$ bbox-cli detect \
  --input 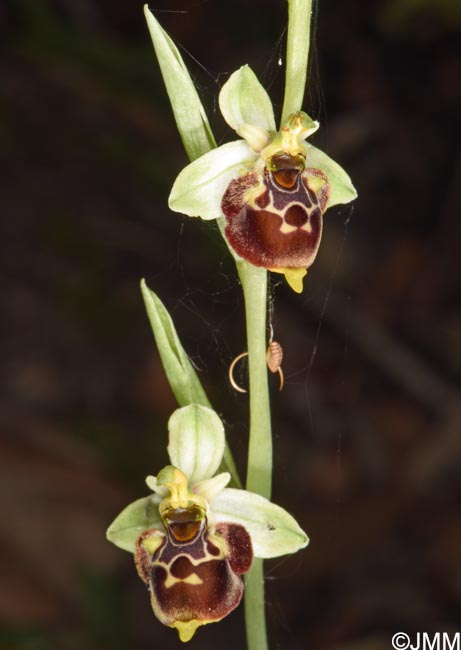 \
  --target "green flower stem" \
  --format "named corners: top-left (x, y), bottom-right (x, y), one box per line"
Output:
top-left (238, 2), bottom-right (315, 644)
top-left (281, 0), bottom-right (313, 124)
top-left (237, 262), bottom-right (272, 498)
top-left (244, 559), bottom-right (268, 650)
top-left (237, 260), bottom-right (271, 650)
